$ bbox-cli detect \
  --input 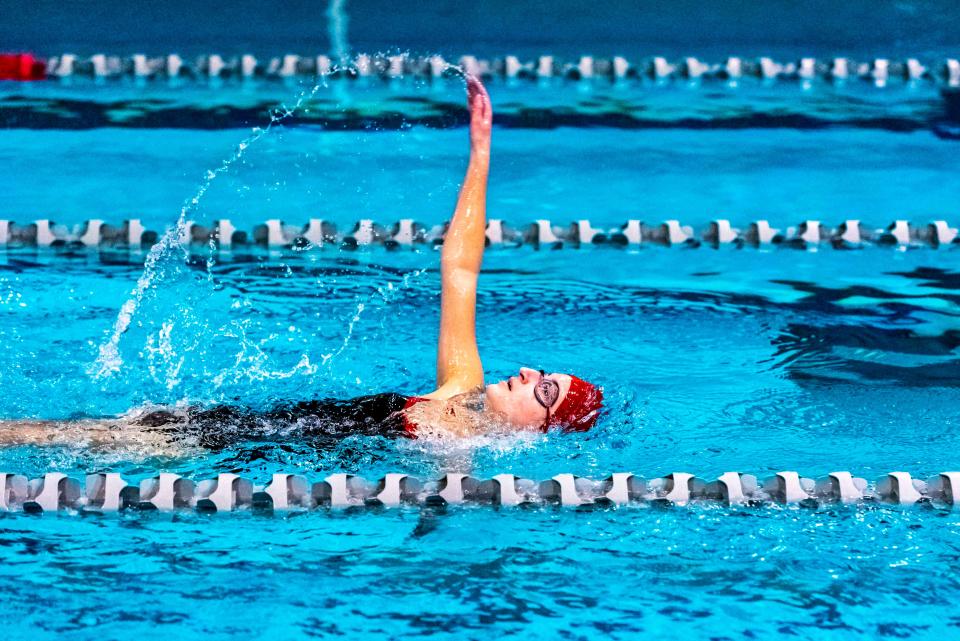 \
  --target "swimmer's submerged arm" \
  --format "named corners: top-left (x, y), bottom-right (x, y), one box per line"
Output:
top-left (428, 77), bottom-right (492, 399)
top-left (0, 419), bottom-right (116, 447)
top-left (0, 416), bottom-right (192, 456)
top-left (0, 420), bottom-right (67, 445)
